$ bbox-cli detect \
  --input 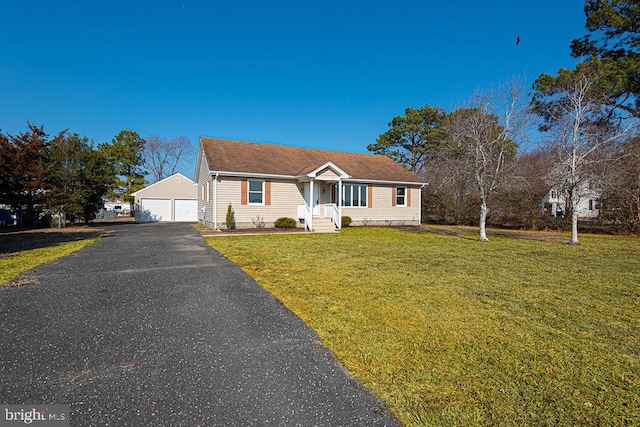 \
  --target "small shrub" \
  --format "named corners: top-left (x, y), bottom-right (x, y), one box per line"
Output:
top-left (274, 217), bottom-right (297, 228)
top-left (252, 215), bottom-right (266, 229)
top-left (341, 216), bottom-right (352, 227)
top-left (225, 203), bottom-right (235, 230)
